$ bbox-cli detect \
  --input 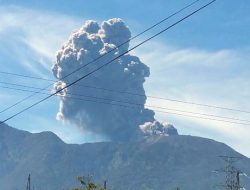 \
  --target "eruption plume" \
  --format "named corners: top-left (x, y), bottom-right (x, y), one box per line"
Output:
top-left (52, 18), bottom-right (178, 141)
